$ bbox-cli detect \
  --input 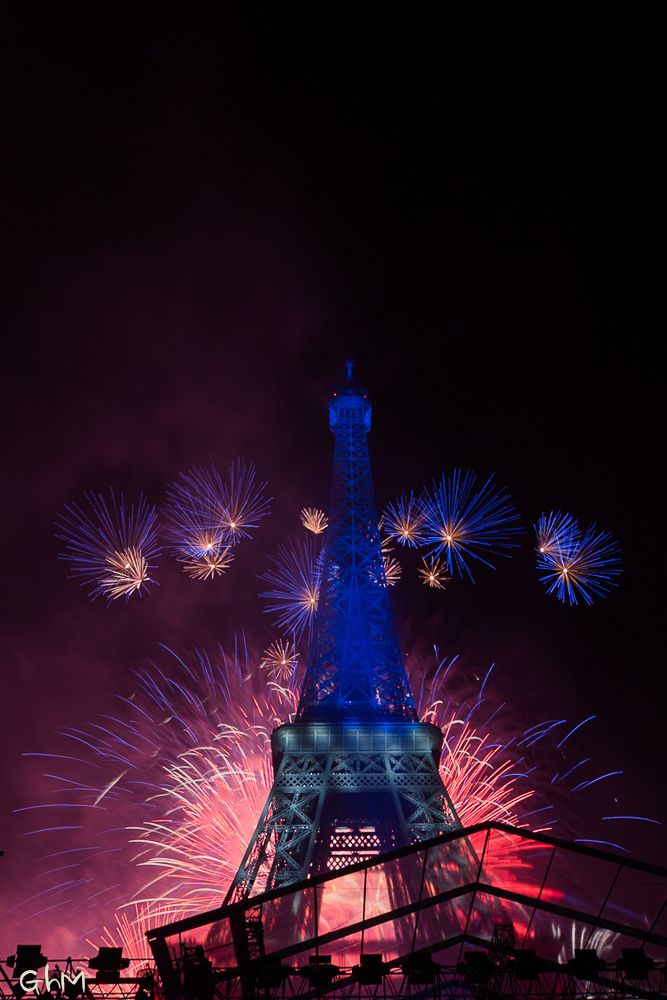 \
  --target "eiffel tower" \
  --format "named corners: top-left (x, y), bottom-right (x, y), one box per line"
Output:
top-left (225, 364), bottom-right (460, 904)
